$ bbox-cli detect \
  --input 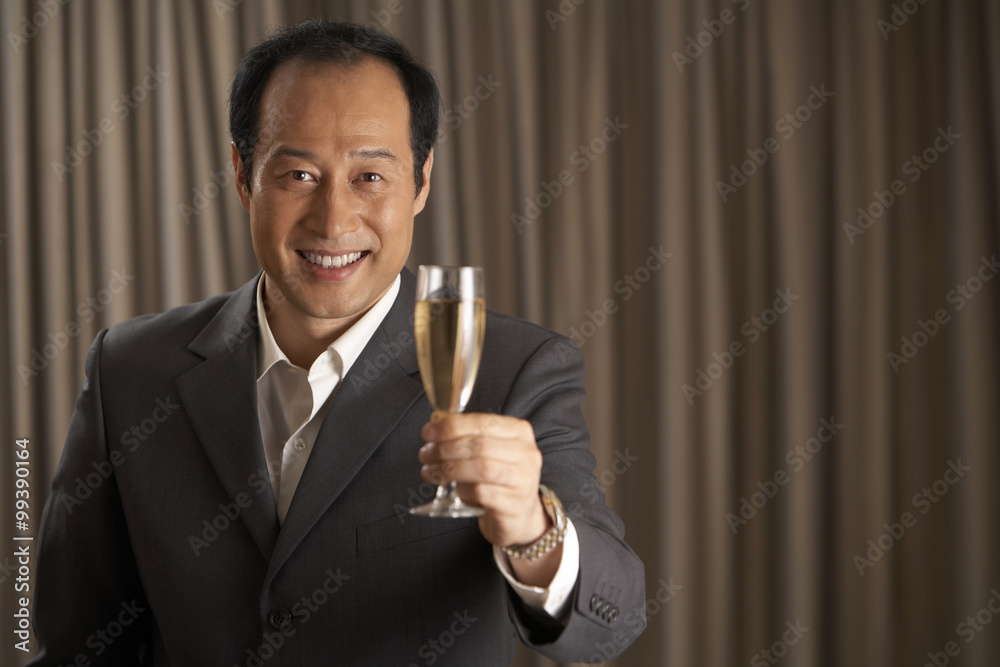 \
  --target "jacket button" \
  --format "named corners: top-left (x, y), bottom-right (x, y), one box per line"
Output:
top-left (269, 608), bottom-right (292, 630)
